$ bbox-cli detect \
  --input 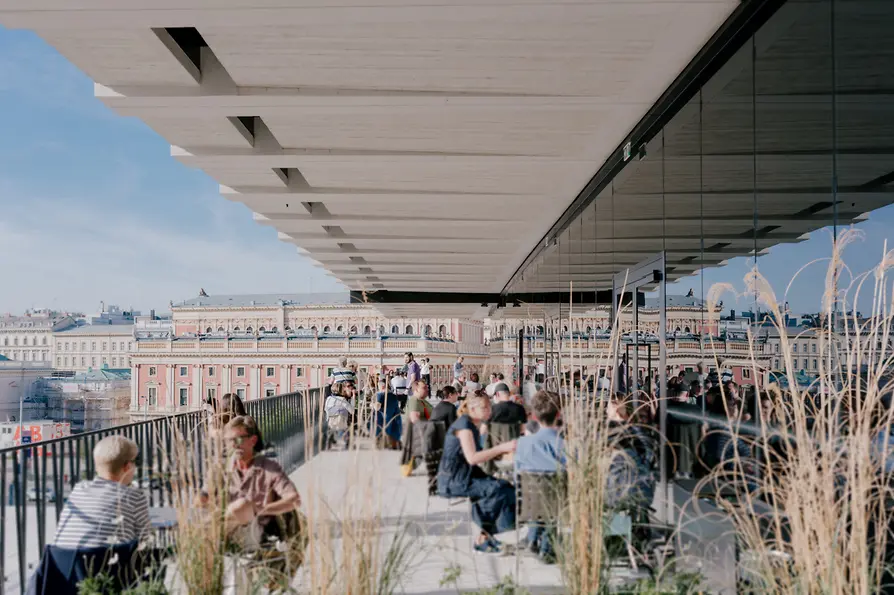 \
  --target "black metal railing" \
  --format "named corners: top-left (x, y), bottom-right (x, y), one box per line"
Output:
top-left (0, 388), bottom-right (320, 594)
